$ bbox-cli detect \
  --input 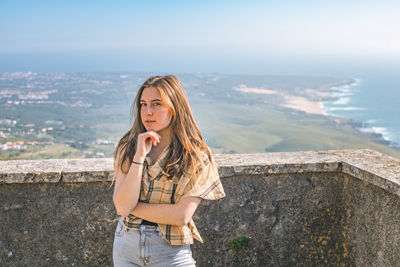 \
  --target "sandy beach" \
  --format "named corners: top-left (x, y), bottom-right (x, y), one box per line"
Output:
top-left (235, 84), bottom-right (324, 115)
top-left (234, 85), bottom-right (278, 95)
top-left (280, 95), bottom-right (324, 115)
